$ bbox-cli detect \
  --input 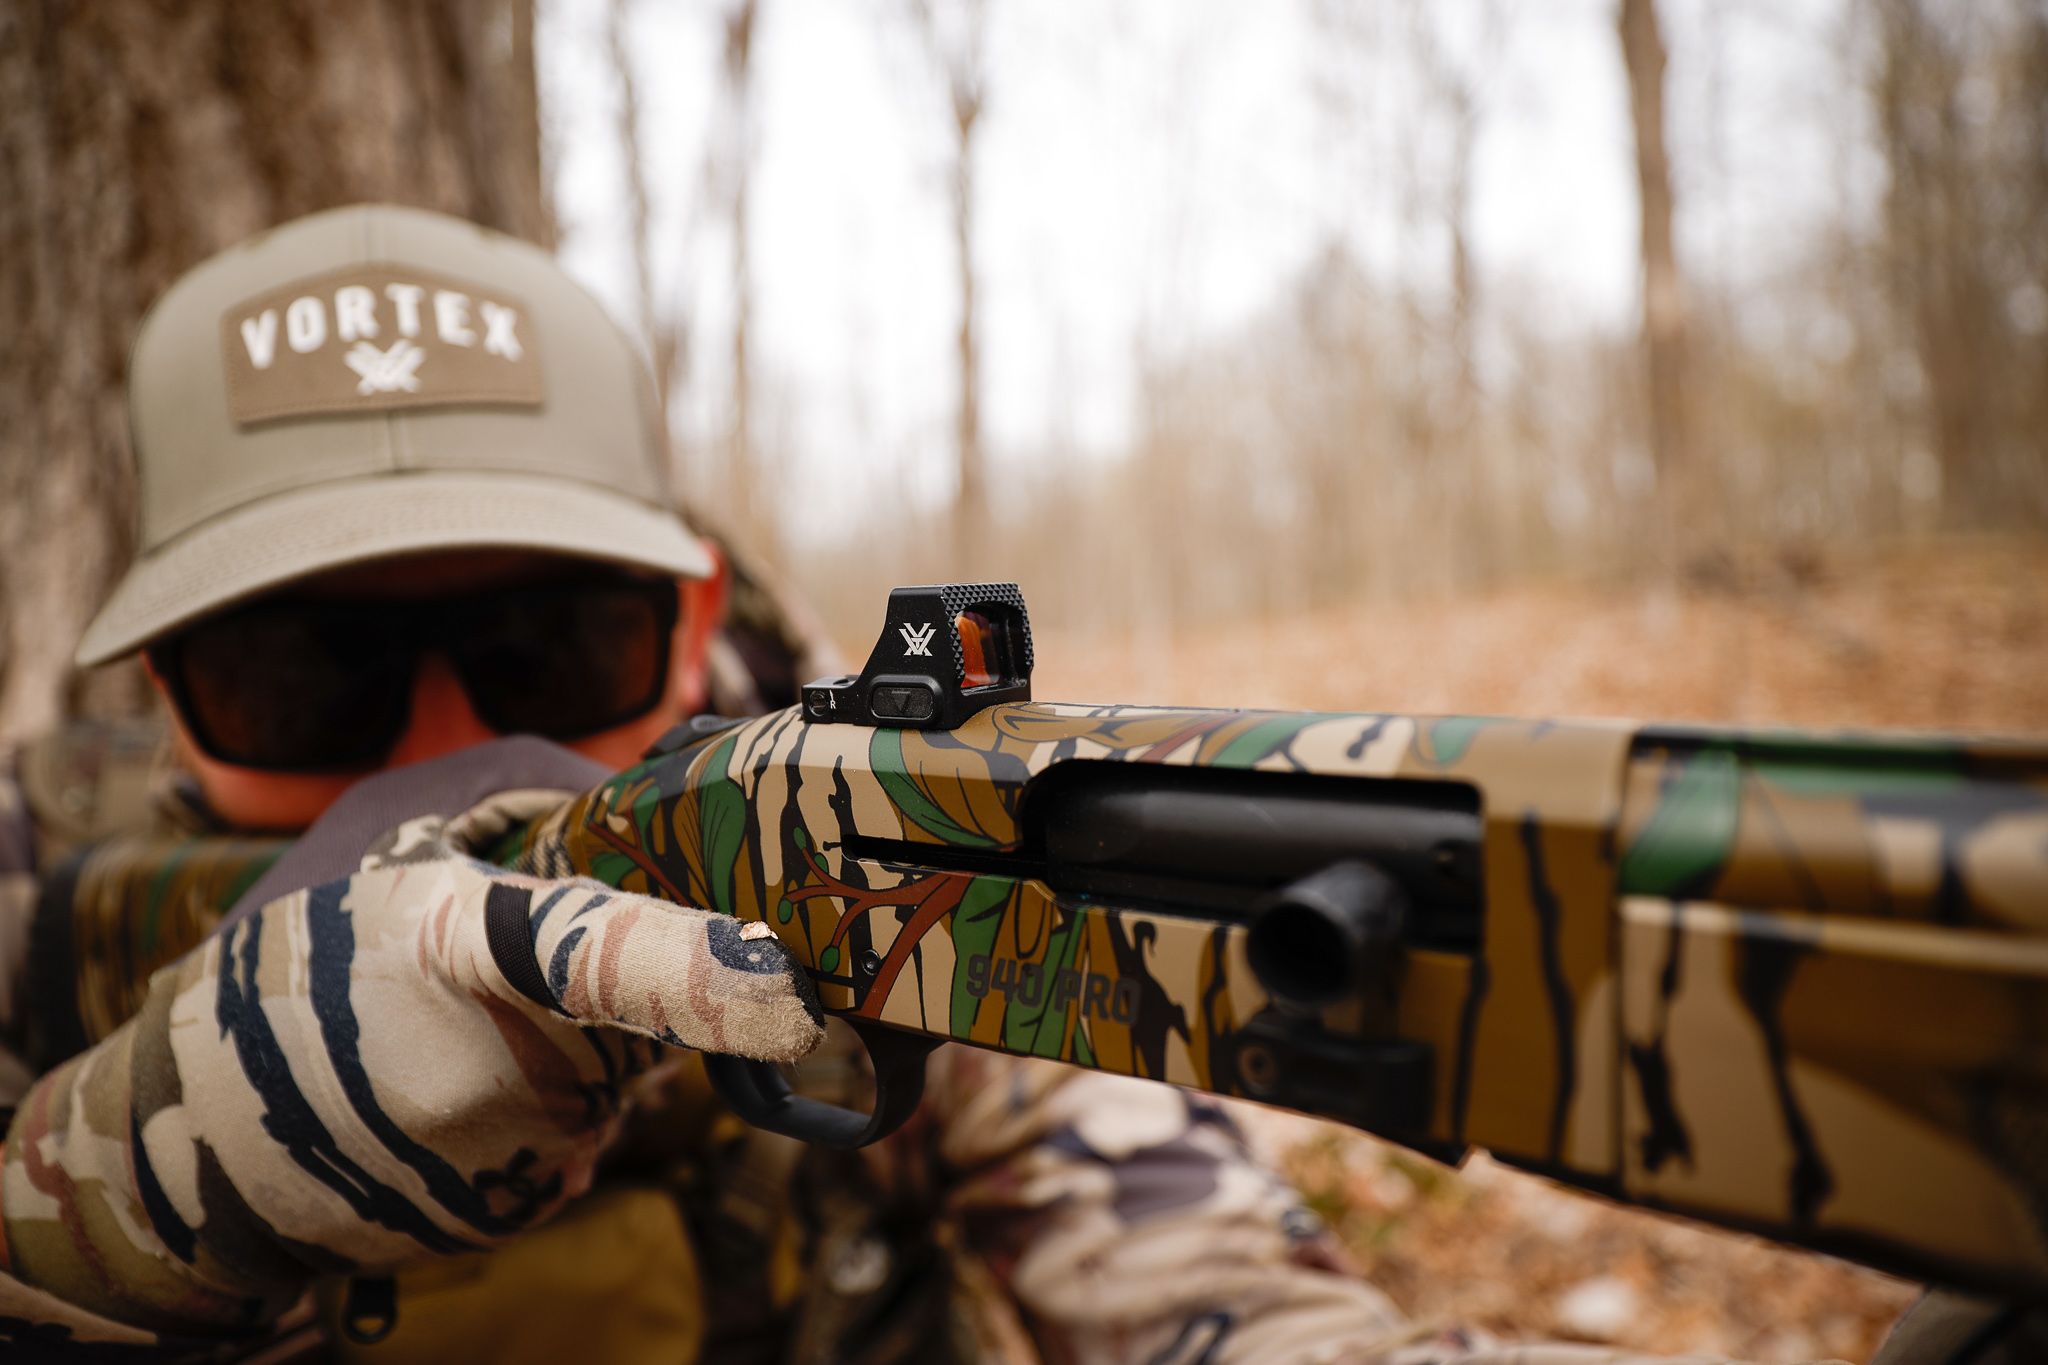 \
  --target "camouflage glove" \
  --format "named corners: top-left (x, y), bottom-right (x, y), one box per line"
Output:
top-left (0, 792), bottom-right (825, 1340)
